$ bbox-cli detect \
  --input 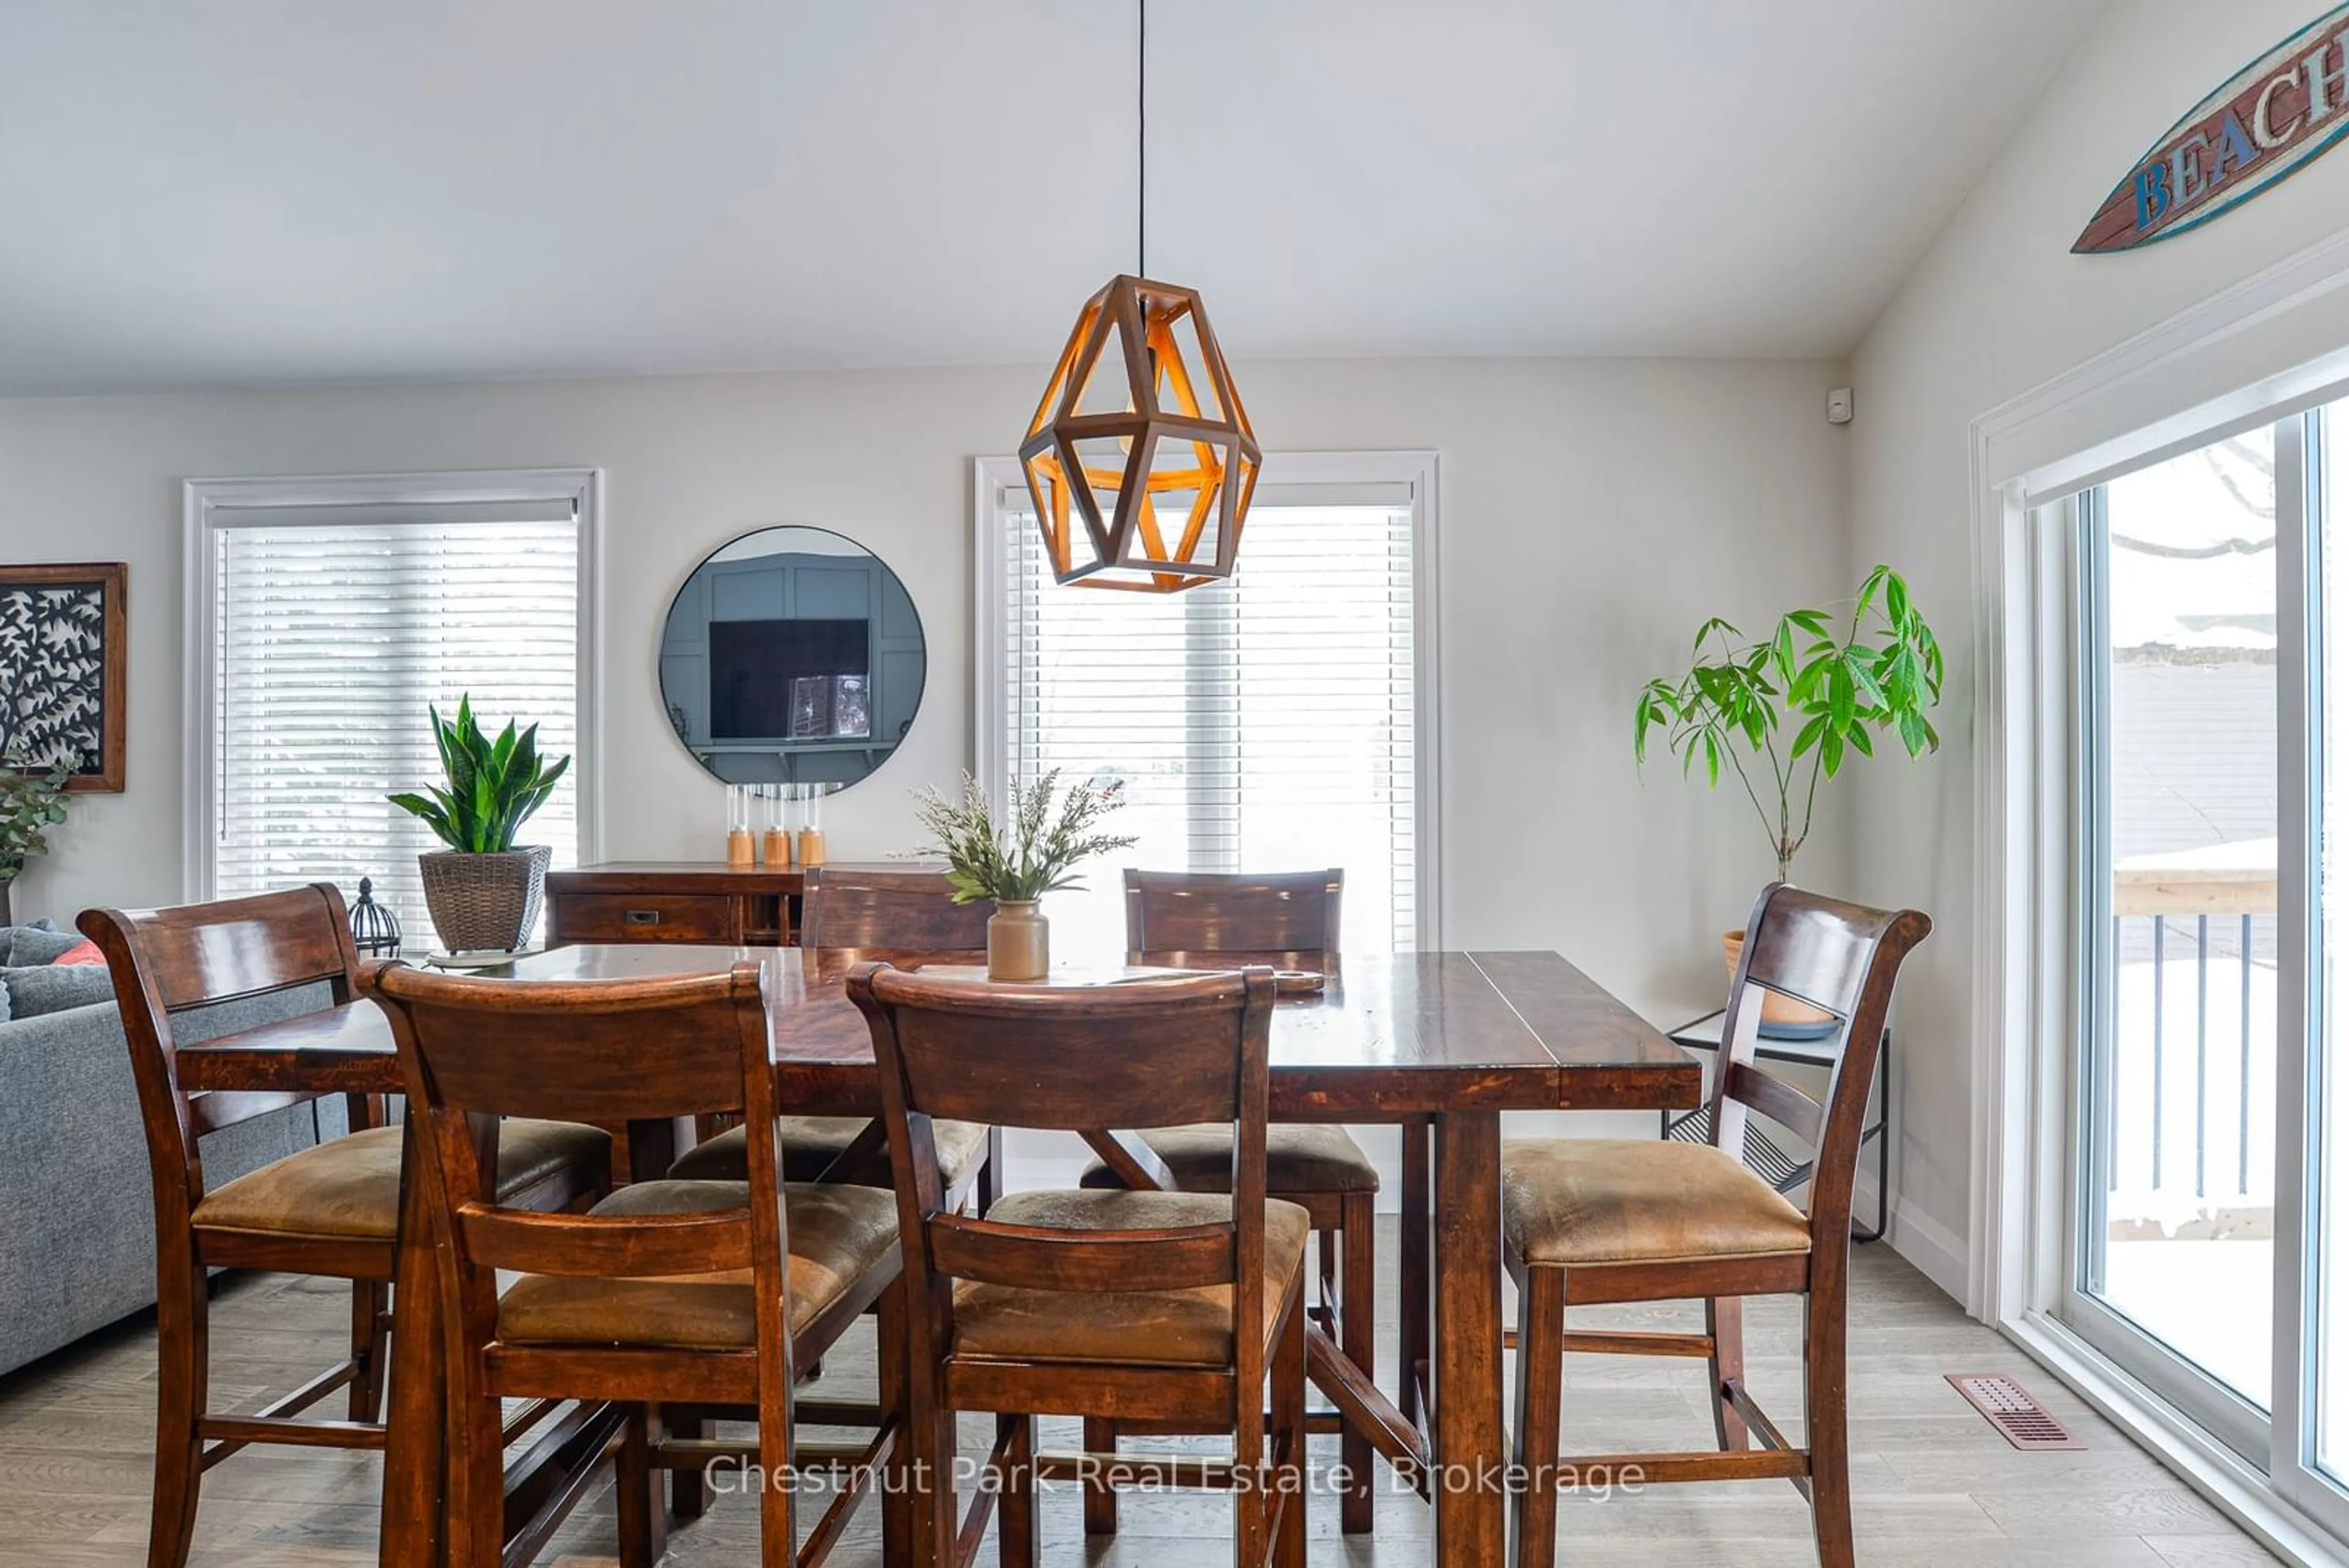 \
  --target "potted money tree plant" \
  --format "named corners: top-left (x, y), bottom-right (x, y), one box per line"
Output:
top-left (1633, 563), bottom-right (1943, 1033)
